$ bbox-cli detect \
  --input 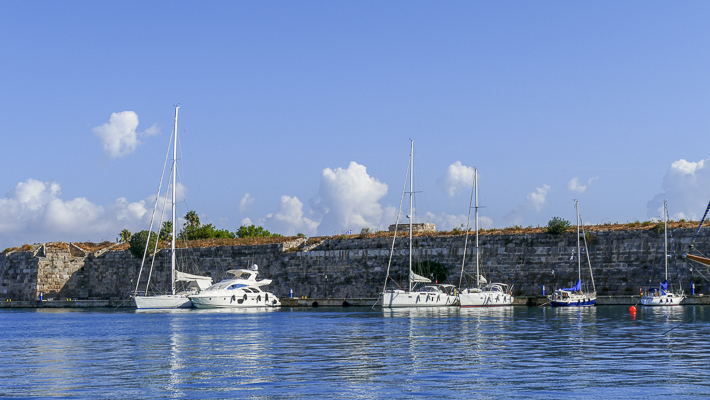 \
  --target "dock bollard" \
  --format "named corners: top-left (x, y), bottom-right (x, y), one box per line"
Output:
top-left (541, 285), bottom-right (545, 296)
